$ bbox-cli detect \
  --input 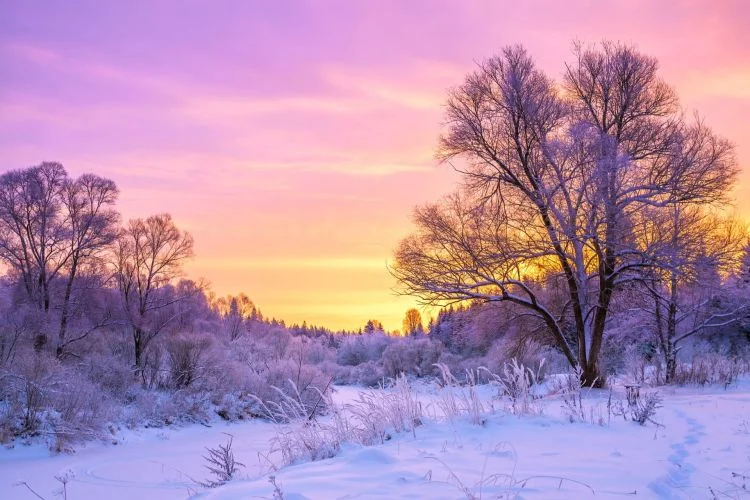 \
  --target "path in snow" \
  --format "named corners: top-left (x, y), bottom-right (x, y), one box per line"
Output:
top-left (648, 407), bottom-right (706, 498)
top-left (649, 390), bottom-right (748, 499)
